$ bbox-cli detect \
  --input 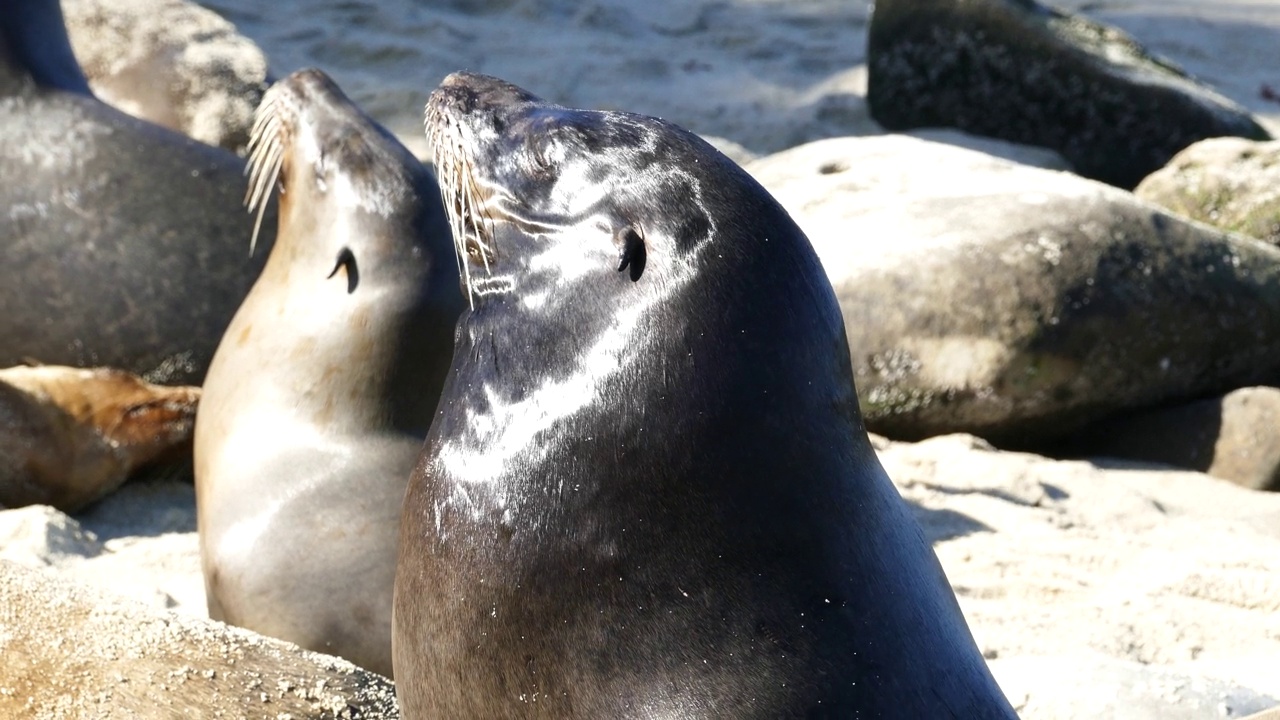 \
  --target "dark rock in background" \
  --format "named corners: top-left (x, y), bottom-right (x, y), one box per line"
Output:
top-left (866, 0), bottom-right (1271, 189)
top-left (1056, 386), bottom-right (1280, 491)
